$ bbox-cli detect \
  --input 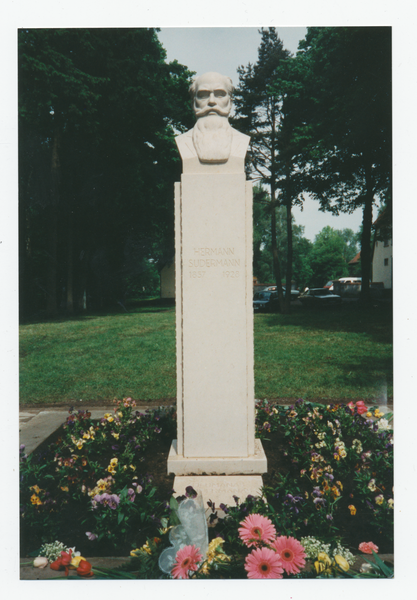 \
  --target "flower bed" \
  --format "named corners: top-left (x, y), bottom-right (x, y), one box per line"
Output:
top-left (20, 398), bottom-right (393, 578)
